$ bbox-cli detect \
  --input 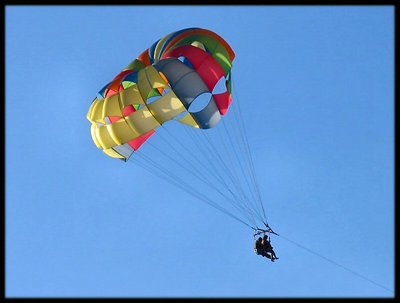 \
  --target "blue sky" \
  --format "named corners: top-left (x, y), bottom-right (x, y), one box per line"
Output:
top-left (6, 5), bottom-right (394, 298)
